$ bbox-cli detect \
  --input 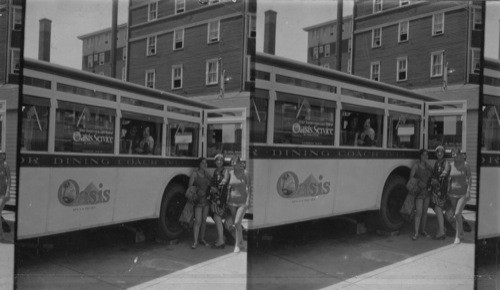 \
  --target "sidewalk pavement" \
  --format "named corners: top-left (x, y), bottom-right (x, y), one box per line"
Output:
top-left (1, 210), bottom-right (15, 290)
